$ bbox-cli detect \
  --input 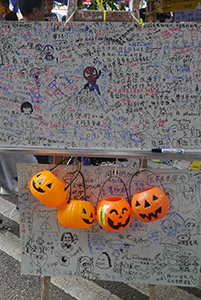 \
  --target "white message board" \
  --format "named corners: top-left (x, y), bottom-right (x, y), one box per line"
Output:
top-left (0, 22), bottom-right (201, 153)
top-left (17, 163), bottom-right (201, 286)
